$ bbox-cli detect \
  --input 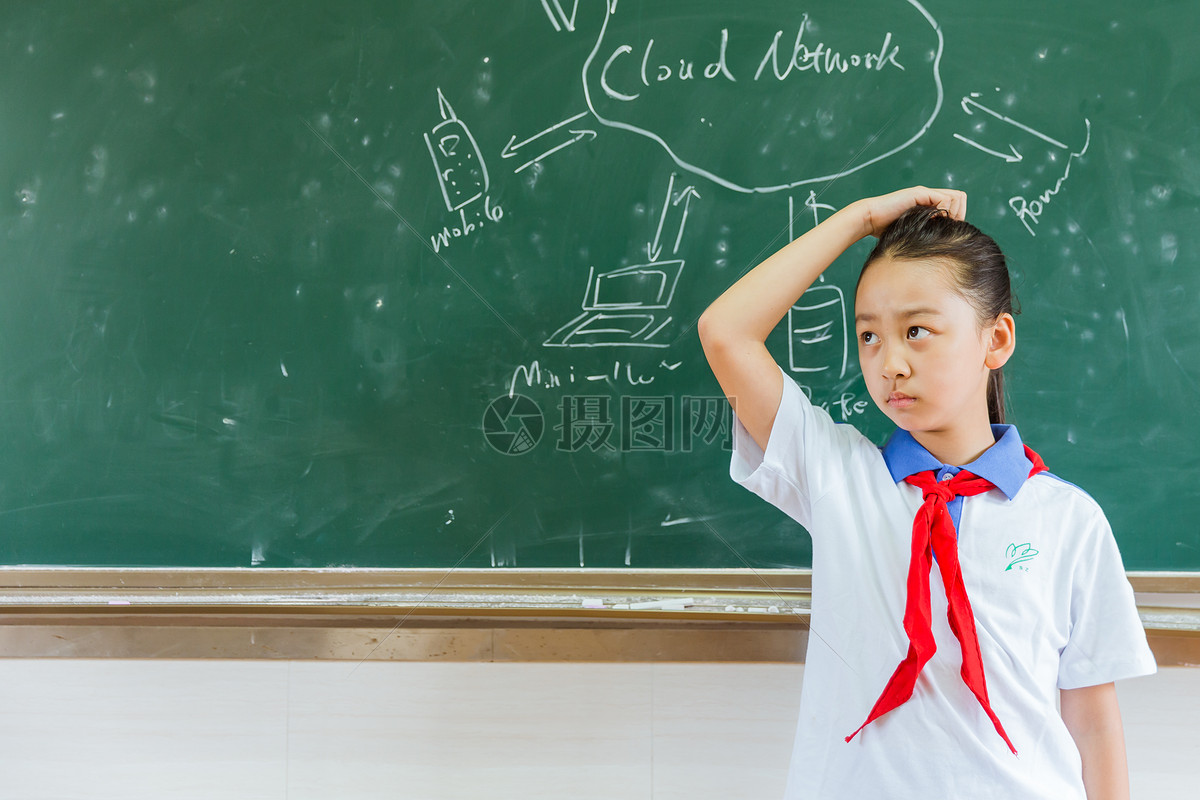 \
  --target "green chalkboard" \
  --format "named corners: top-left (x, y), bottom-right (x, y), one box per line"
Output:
top-left (1, 0), bottom-right (1197, 570)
